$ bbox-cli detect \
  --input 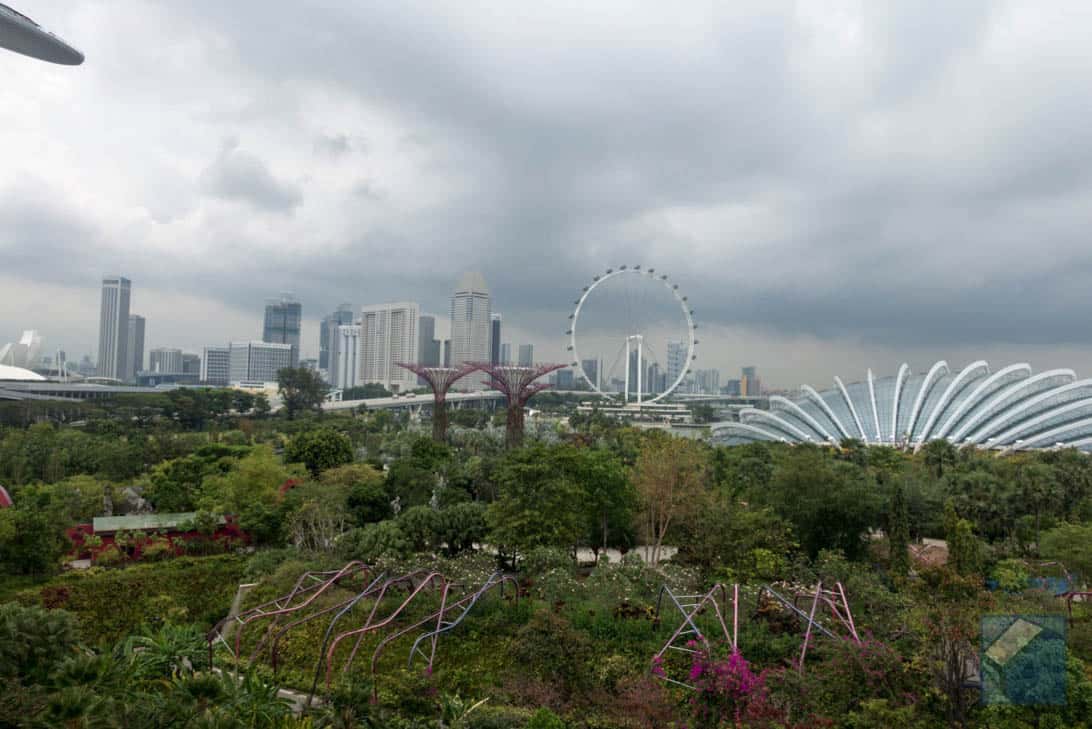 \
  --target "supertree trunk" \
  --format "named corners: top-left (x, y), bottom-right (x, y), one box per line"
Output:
top-left (433, 400), bottom-right (448, 443)
top-left (506, 403), bottom-right (524, 448)
top-left (395, 364), bottom-right (479, 443)
top-left (474, 363), bottom-right (565, 448)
